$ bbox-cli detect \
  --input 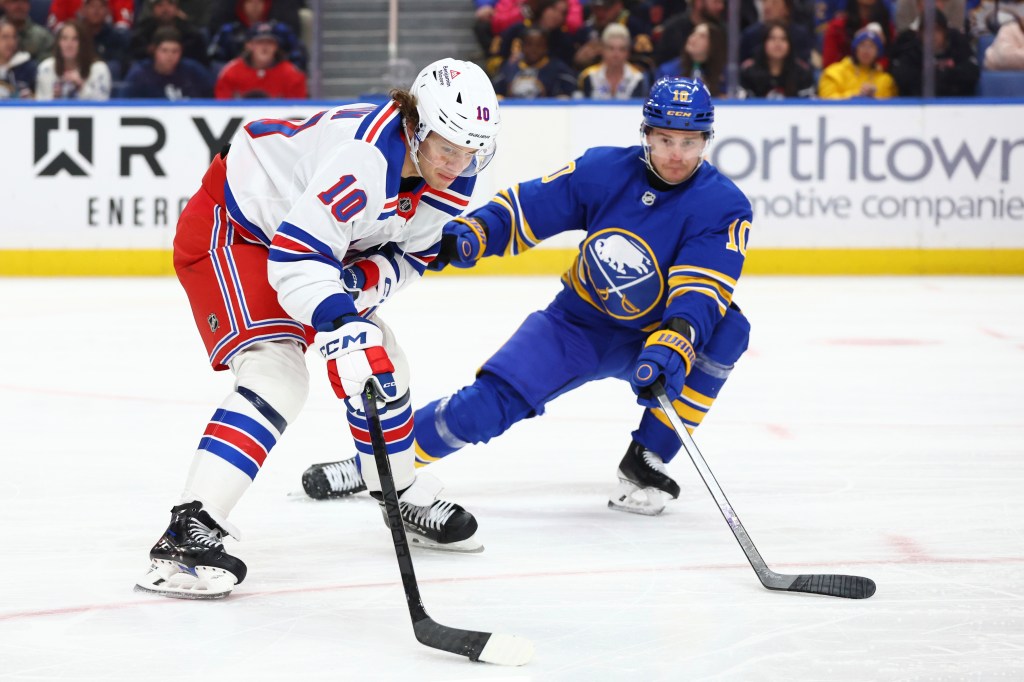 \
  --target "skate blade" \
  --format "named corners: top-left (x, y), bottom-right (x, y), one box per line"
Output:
top-left (406, 531), bottom-right (484, 554)
top-left (134, 561), bottom-right (237, 599)
top-left (607, 481), bottom-right (666, 516)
